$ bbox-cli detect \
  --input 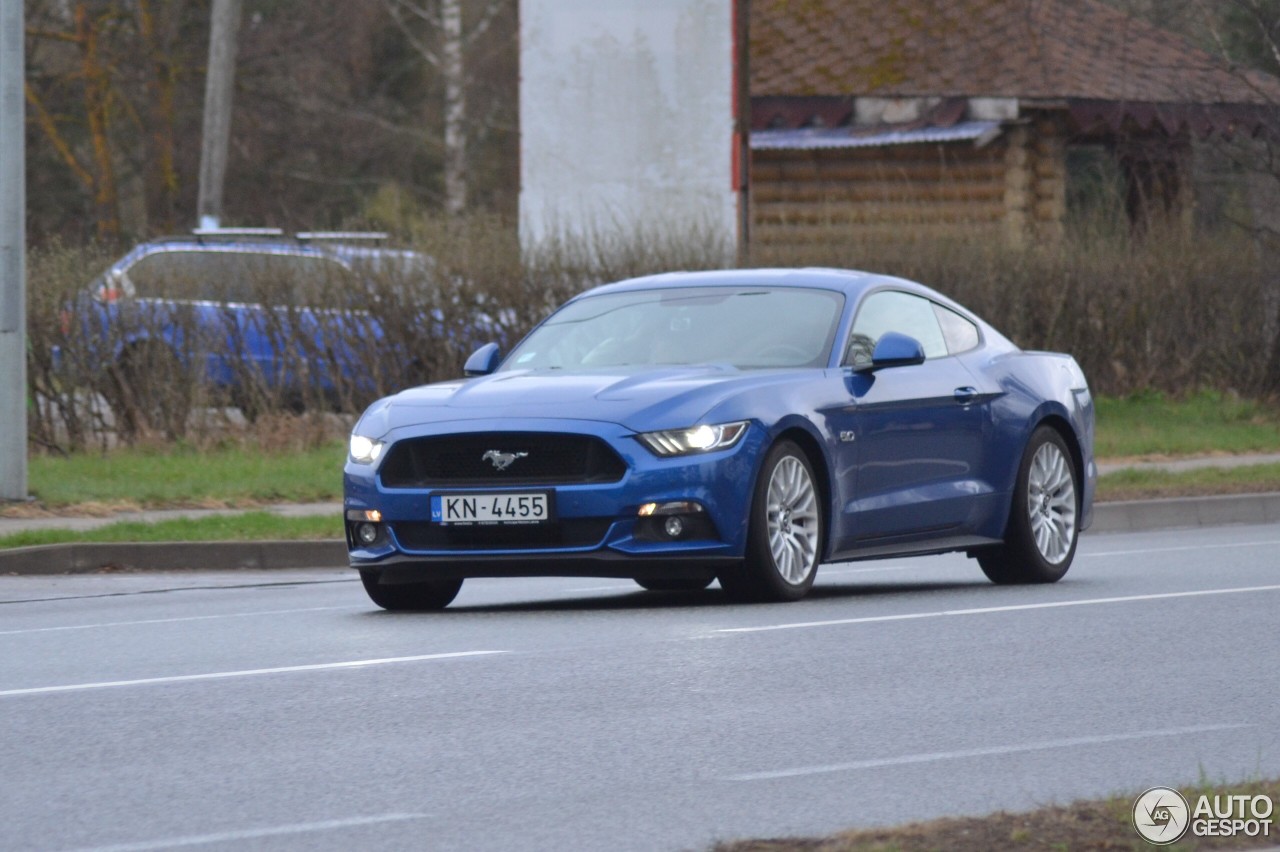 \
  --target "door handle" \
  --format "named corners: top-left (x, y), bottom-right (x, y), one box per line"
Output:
top-left (954, 386), bottom-right (978, 405)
